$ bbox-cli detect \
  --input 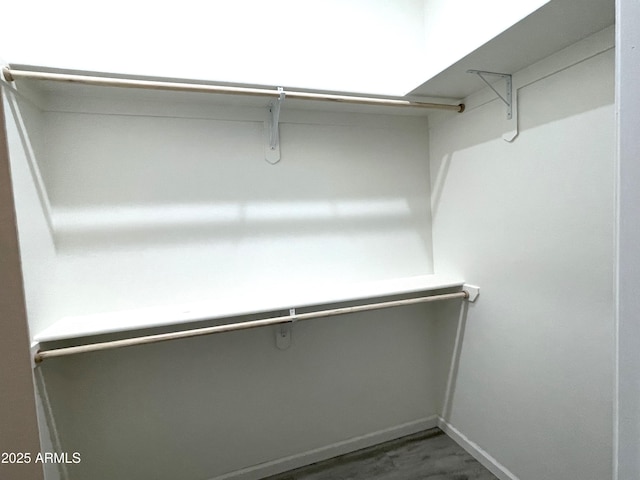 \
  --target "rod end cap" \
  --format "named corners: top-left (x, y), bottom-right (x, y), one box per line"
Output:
top-left (2, 67), bottom-right (14, 82)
